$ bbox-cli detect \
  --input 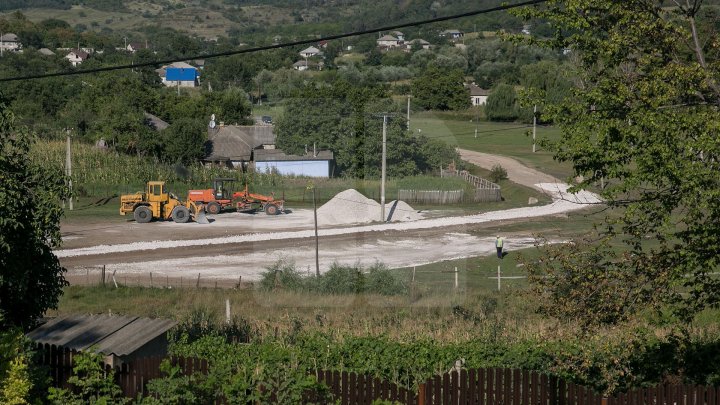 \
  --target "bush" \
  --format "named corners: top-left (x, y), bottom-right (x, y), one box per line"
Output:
top-left (258, 260), bottom-right (408, 296)
top-left (258, 258), bottom-right (305, 292)
top-left (489, 165), bottom-right (508, 183)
